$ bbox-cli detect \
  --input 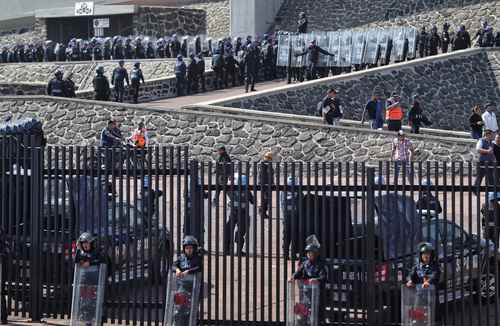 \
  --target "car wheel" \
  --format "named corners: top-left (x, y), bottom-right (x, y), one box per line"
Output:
top-left (479, 272), bottom-right (498, 303)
